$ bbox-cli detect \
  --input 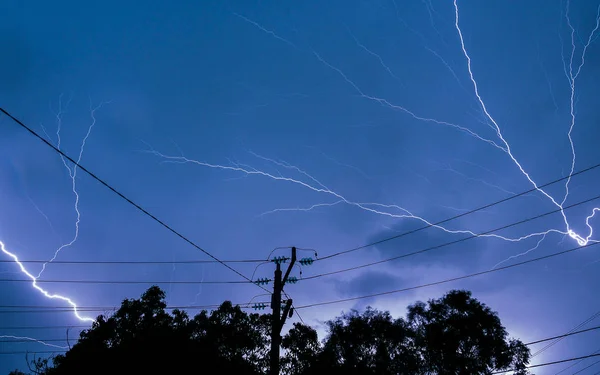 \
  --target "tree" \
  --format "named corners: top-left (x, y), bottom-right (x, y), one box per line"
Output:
top-left (11, 287), bottom-right (529, 375)
top-left (281, 322), bottom-right (320, 375)
top-left (29, 286), bottom-right (268, 375)
top-left (280, 290), bottom-right (529, 375)
top-left (406, 290), bottom-right (530, 375)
